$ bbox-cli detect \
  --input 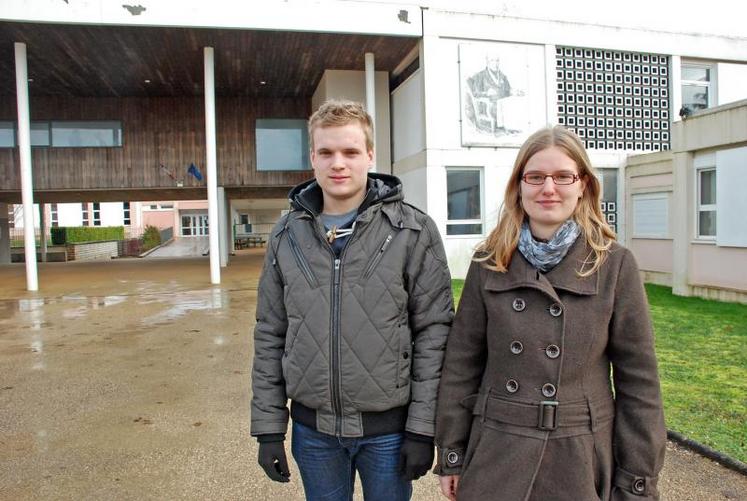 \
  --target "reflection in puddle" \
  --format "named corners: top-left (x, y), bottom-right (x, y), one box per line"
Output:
top-left (139, 288), bottom-right (229, 325)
